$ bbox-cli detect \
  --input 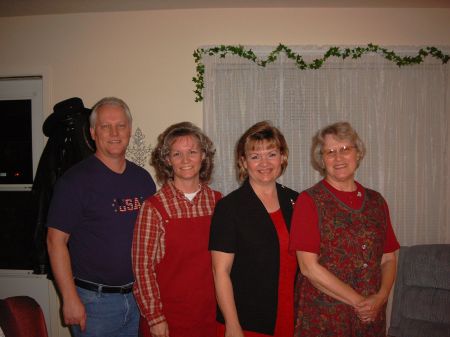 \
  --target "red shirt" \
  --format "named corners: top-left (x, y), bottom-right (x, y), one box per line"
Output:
top-left (289, 180), bottom-right (400, 254)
